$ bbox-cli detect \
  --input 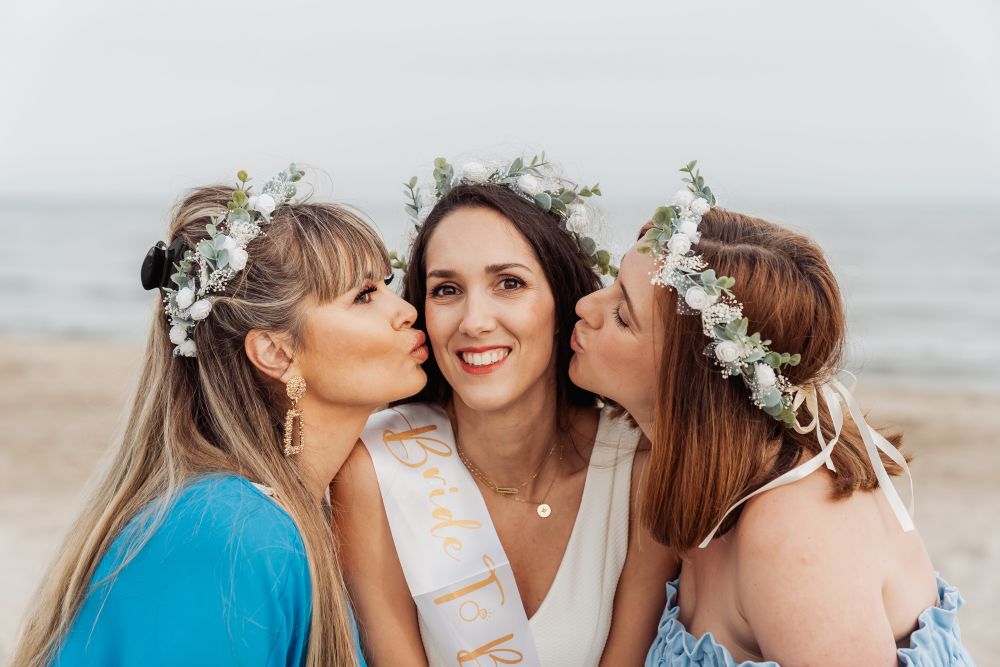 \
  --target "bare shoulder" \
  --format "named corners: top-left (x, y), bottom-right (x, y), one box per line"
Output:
top-left (732, 473), bottom-right (901, 664)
